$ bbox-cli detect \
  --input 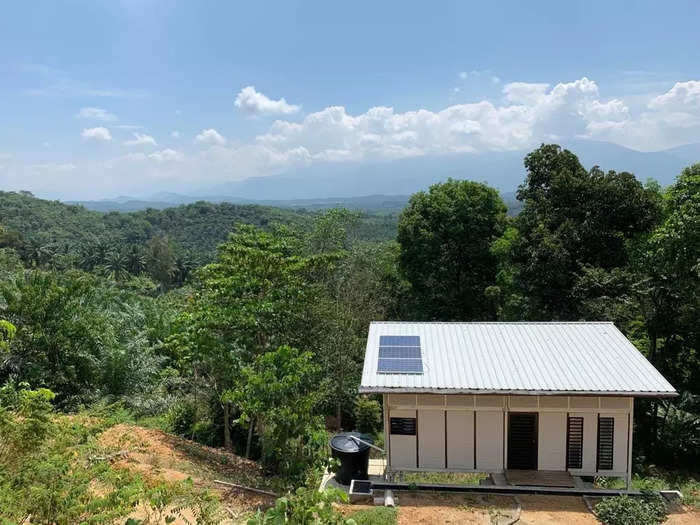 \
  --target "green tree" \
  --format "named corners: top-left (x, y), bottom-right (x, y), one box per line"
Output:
top-left (307, 208), bottom-right (361, 254)
top-left (170, 225), bottom-right (331, 451)
top-left (226, 345), bottom-right (326, 481)
top-left (629, 165), bottom-right (700, 462)
top-left (314, 242), bottom-right (403, 429)
top-left (354, 396), bottom-right (382, 434)
top-left (0, 319), bottom-right (16, 354)
top-left (397, 178), bottom-right (507, 320)
top-left (145, 235), bottom-right (177, 287)
top-left (0, 270), bottom-right (167, 410)
top-left (505, 144), bottom-right (662, 320)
